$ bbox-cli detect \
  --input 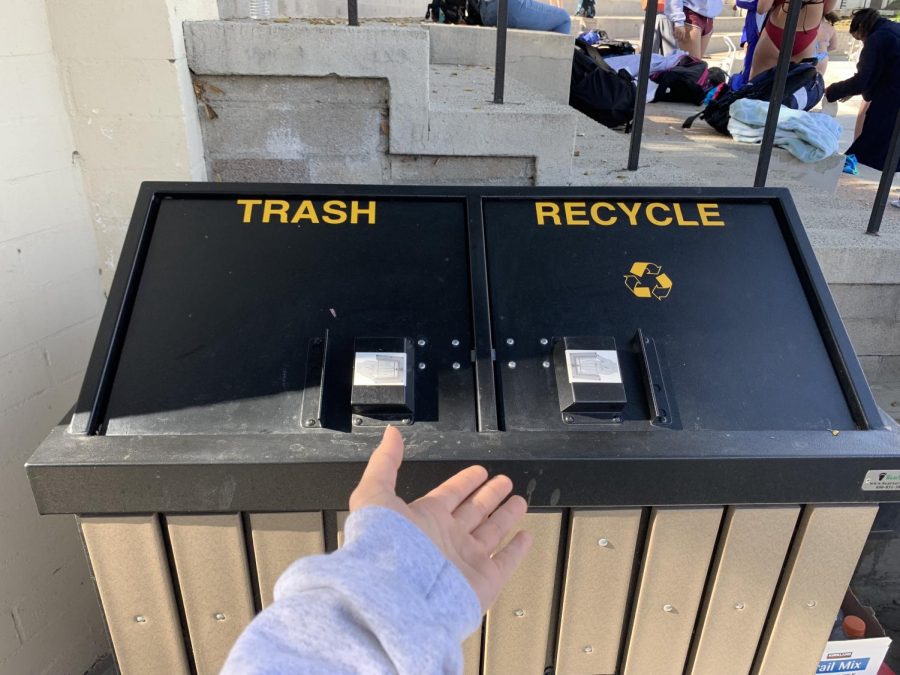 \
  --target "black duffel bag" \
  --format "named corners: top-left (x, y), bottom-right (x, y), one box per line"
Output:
top-left (569, 48), bottom-right (636, 130)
